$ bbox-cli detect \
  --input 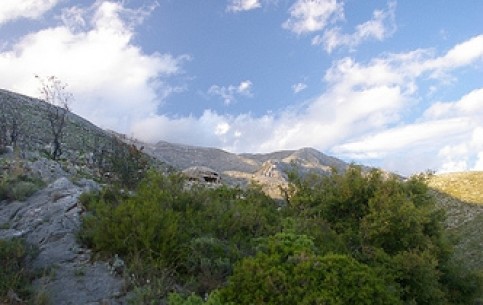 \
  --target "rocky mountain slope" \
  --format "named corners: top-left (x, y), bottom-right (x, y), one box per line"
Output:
top-left (0, 89), bottom-right (110, 156)
top-left (427, 172), bottom-right (483, 275)
top-left (141, 142), bottom-right (350, 198)
top-left (1, 88), bottom-right (352, 196)
top-left (2, 88), bottom-right (482, 303)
